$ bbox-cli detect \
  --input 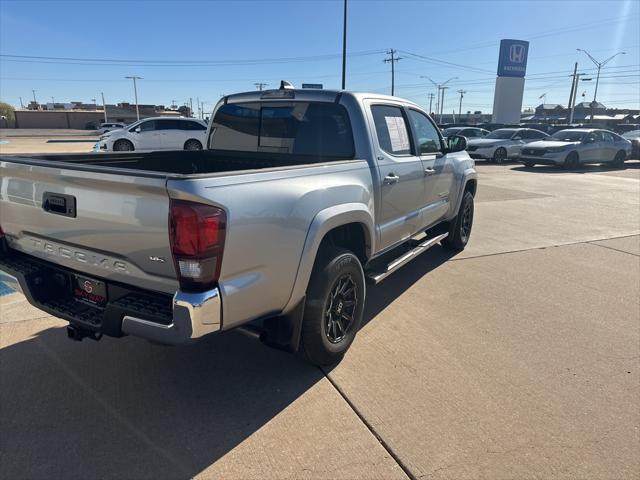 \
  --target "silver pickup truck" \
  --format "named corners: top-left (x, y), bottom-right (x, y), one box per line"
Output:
top-left (0, 86), bottom-right (477, 366)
